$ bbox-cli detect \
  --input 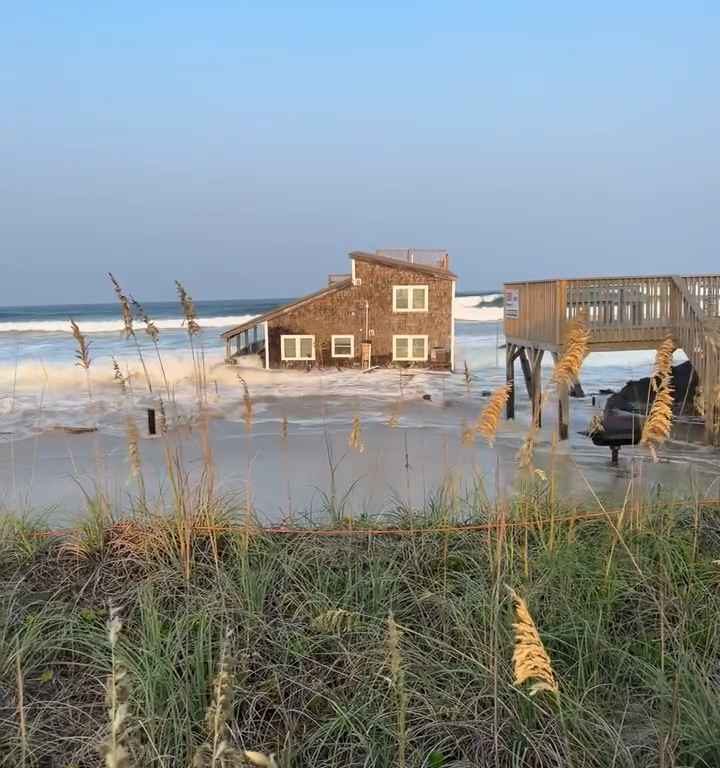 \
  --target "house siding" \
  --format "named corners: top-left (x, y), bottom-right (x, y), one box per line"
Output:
top-left (267, 259), bottom-right (454, 369)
